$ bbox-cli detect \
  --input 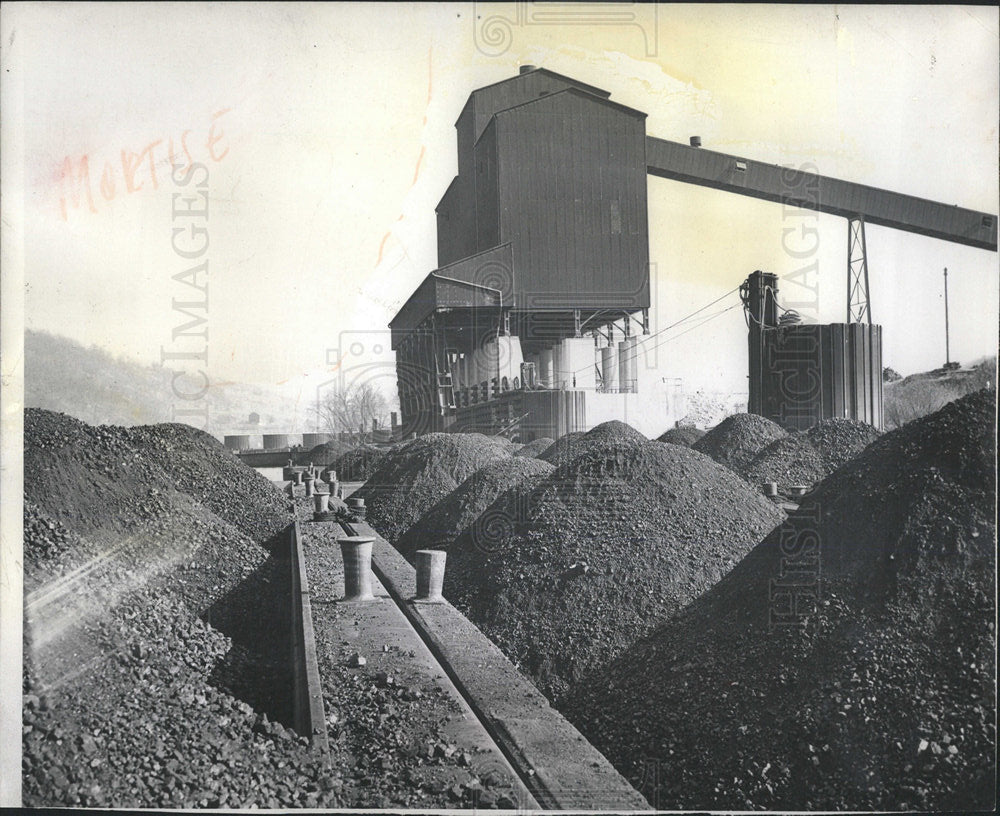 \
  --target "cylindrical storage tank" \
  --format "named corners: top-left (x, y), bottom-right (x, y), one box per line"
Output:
top-left (551, 344), bottom-right (564, 390)
top-left (600, 345), bottom-right (618, 391)
top-left (618, 339), bottom-right (635, 393)
top-left (539, 348), bottom-right (553, 388)
top-left (752, 322), bottom-right (883, 431)
top-left (263, 434), bottom-right (291, 450)
top-left (302, 433), bottom-right (333, 448)
top-left (223, 434), bottom-right (253, 452)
